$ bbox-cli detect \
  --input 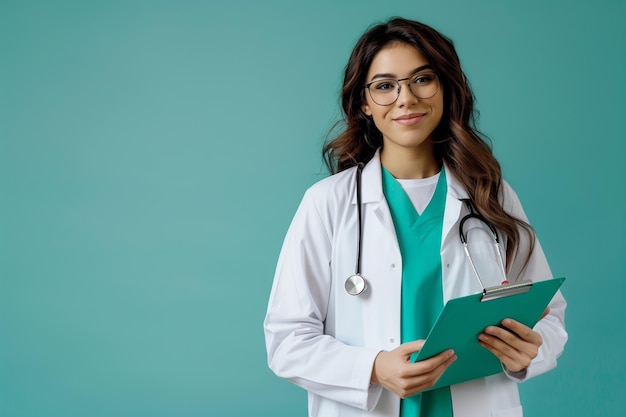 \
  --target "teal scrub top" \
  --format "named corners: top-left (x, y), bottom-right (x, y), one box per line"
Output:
top-left (382, 166), bottom-right (453, 417)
